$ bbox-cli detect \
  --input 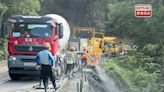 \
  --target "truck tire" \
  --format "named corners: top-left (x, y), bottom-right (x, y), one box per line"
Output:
top-left (9, 73), bottom-right (20, 80)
